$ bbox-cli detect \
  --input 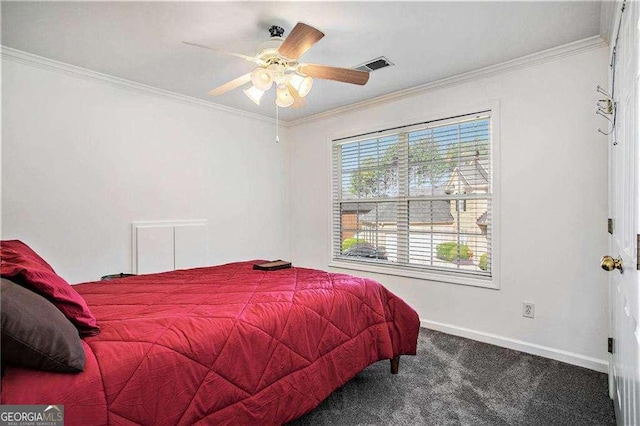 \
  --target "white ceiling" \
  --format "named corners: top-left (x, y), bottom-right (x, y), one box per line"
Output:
top-left (1, 1), bottom-right (602, 122)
